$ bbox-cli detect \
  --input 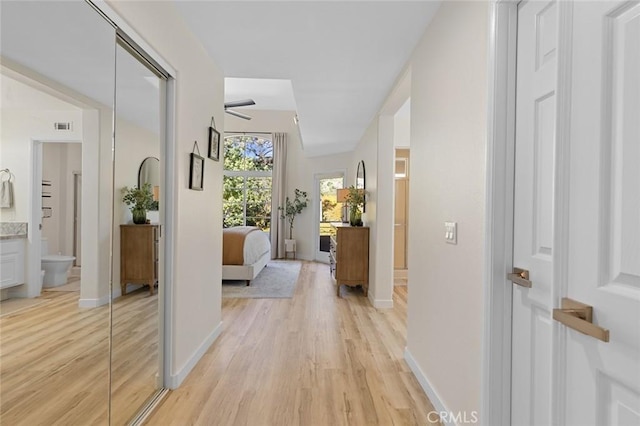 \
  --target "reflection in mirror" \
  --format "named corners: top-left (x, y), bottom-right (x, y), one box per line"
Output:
top-left (139, 157), bottom-right (160, 209)
top-left (111, 40), bottom-right (164, 424)
top-left (0, 1), bottom-right (115, 424)
top-left (356, 160), bottom-right (366, 212)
